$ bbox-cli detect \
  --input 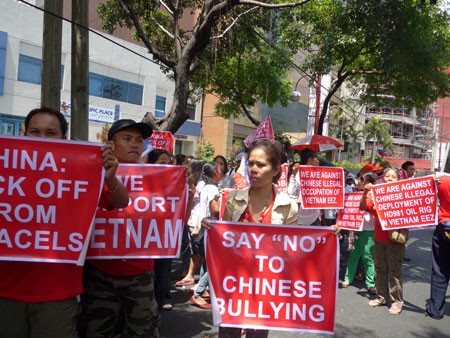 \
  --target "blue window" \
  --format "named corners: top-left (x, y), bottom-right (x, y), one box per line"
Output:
top-left (18, 54), bottom-right (64, 86)
top-left (0, 116), bottom-right (24, 136)
top-left (186, 102), bottom-right (196, 120)
top-left (18, 55), bottom-right (41, 84)
top-left (88, 72), bottom-right (143, 105)
top-left (155, 95), bottom-right (166, 118)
